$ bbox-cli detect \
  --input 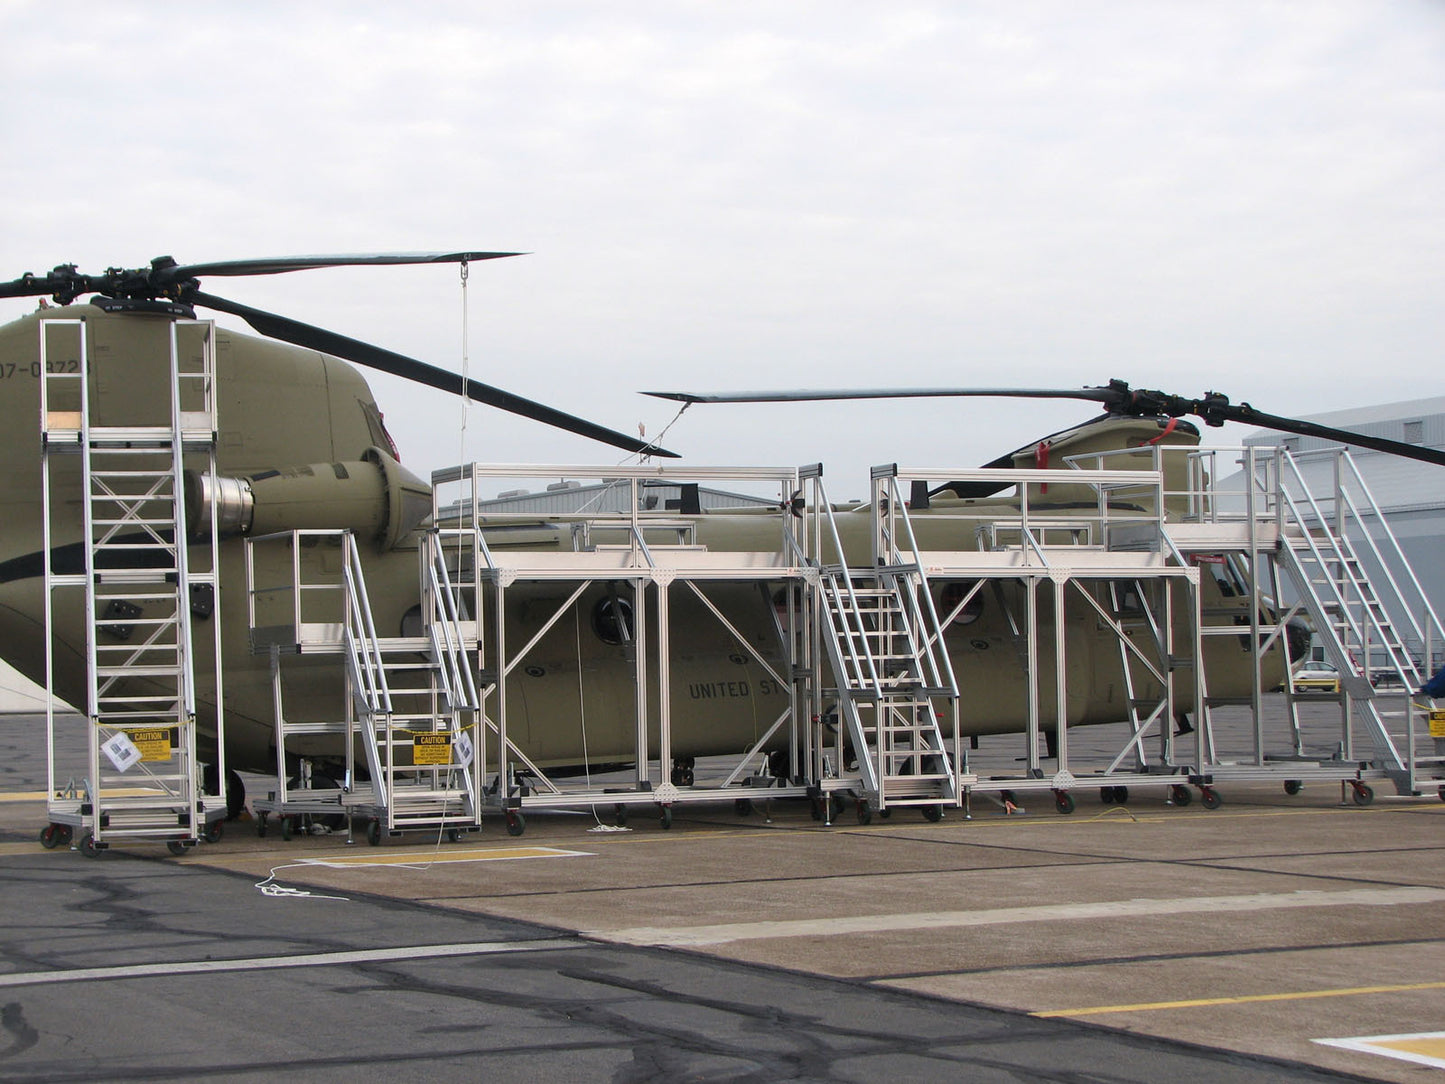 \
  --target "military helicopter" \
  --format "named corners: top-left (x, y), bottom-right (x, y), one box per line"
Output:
top-left (0, 253), bottom-right (1430, 825)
